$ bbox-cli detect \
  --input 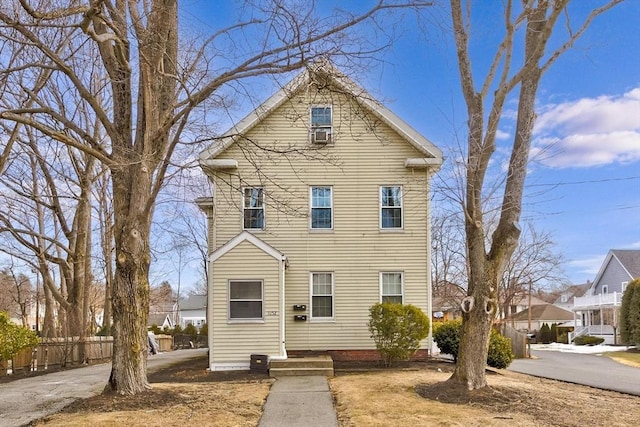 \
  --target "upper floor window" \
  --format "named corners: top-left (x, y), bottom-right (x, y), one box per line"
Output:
top-left (380, 186), bottom-right (403, 229)
top-left (310, 106), bottom-right (332, 144)
top-left (311, 272), bottom-right (334, 319)
top-left (229, 280), bottom-right (263, 320)
top-left (380, 272), bottom-right (403, 304)
top-left (310, 186), bottom-right (333, 229)
top-left (243, 187), bottom-right (264, 230)
top-left (602, 285), bottom-right (609, 294)
top-left (622, 281), bottom-right (629, 293)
